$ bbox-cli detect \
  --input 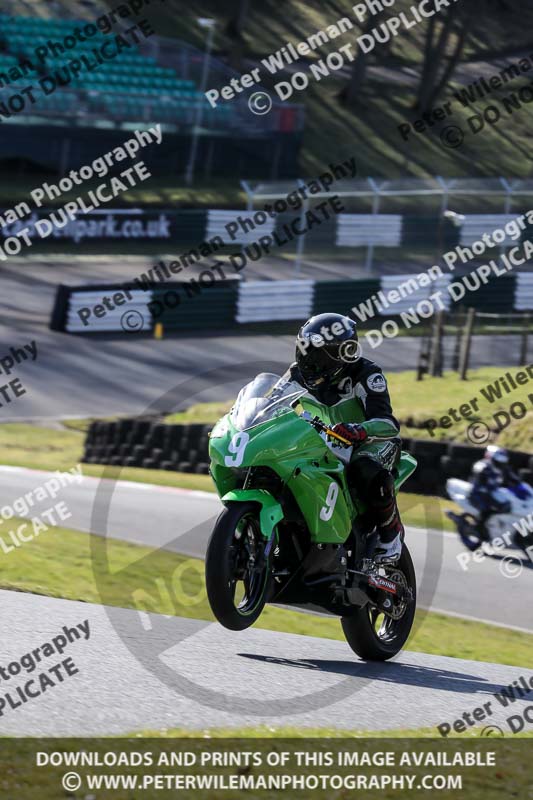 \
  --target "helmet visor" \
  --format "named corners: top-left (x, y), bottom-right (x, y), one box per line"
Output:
top-left (297, 341), bottom-right (346, 389)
